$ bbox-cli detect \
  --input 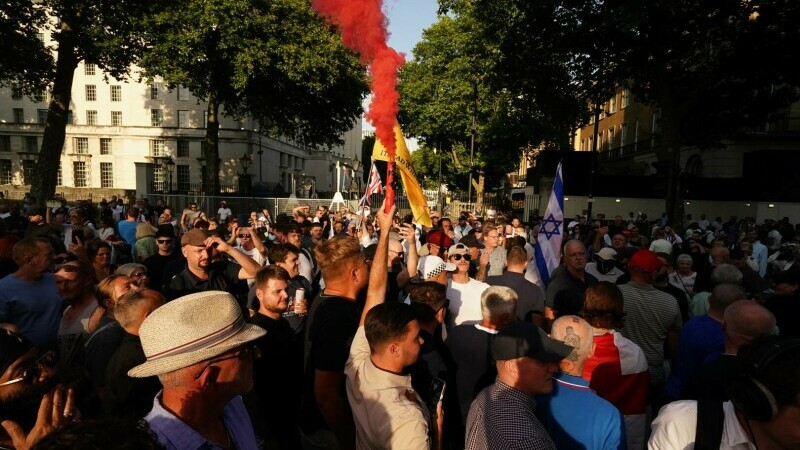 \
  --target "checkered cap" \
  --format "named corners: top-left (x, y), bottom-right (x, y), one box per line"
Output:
top-left (418, 255), bottom-right (456, 280)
